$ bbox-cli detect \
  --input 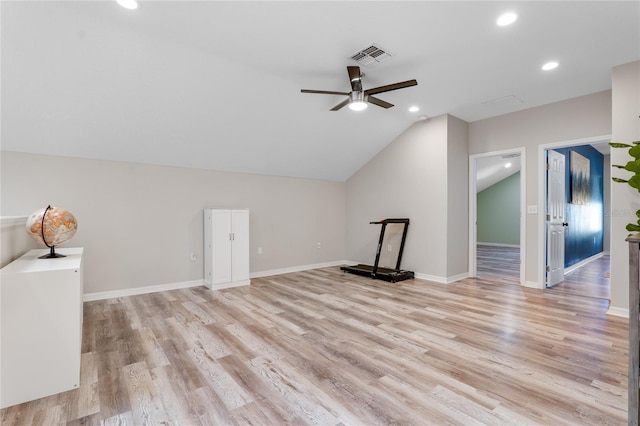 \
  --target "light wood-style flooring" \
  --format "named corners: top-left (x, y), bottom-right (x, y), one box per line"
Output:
top-left (476, 245), bottom-right (520, 285)
top-left (550, 255), bottom-right (611, 300)
top-left (0, 267), bottom-right (627, 425)
top-left (477, 245), bottom-right (611, 301)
